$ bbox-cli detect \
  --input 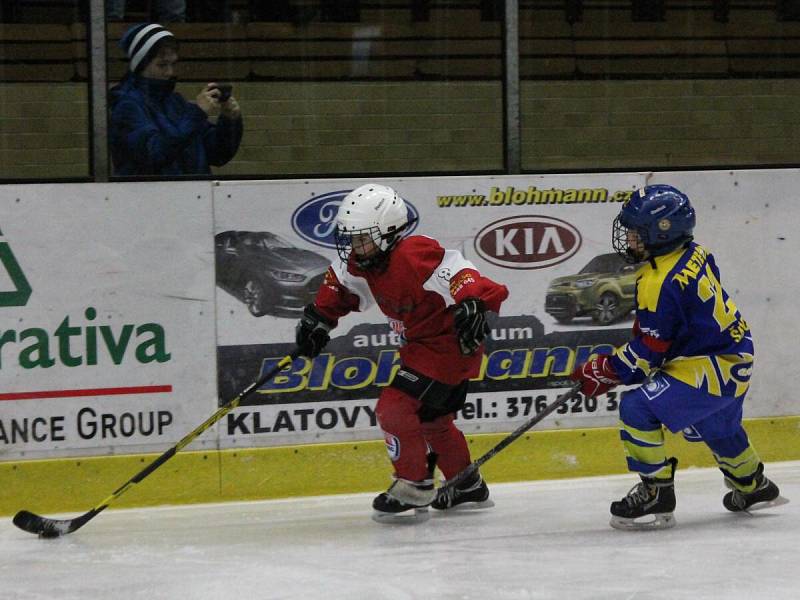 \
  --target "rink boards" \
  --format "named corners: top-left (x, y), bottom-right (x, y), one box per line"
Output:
top-left (2, 416), bottom-right (798, 516)
top-left (1, 171), bottom-right (799, 515)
